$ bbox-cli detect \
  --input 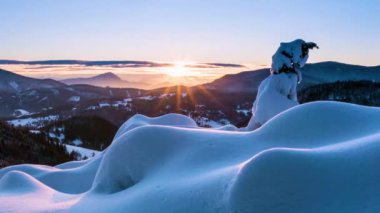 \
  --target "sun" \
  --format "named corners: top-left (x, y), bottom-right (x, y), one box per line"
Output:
top-left (166, 62), bottom-right (190, 77)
